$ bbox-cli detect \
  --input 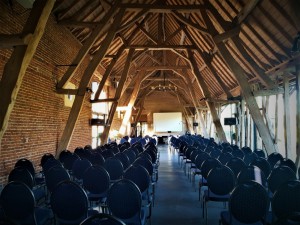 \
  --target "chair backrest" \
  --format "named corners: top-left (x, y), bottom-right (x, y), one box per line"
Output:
top-left (217, 152), bottom-right (233, 165)
top-left (237, 165), bottom-right (267, 188)
top-left (225, 157), bottom-right (246, 177)
top-left (42, 158), bottom-right (63, 173)
top-left (103, 158), bottom-right (124, 181)
top-left (274, 158), bottom-right (297, 174)
top-left (124, 165), bottom-right (150, 193)
top-left (86, 152), bottom-right (105, 166)
top-left (72, 158), bottom-right (92, 180)
top-left (231, 149), bottom-right (244, 160)
top-left (250, 157), bottom-right (271, 178)
top-left (209, 149), bottom-right (221, 159)
top-left (80, 213), bottom-right (126, 225)
top-left (15, 158), bottom-right (35, 178)
top-left (229, 181), bottom-right (269, 224)
top-left (61, 152), bottom-right (80, 171)
top-left (45, 165), bottom-right (70, 193)
top-left (50, 180), bottom-right (89, 224)
top-left (268, 166), bottom-right (297, 194)
top-left (8, 167), bottom-right (34, 189)
top-left (115, 152), bottom-right (131, 170)
top-left (201, 158), bottom-right (221, 179)
top-left (82, 166), bottom-right (110, 195)
top-left (253, 149), bottom-right (266, 158)
top-left (267, 152), bottom-right (284, 169)
top-left (272, 180), bottom-right (300, 221)
top-left (194, 152), bottom-right (210, 170)
top-left (207, 165), bottom-right (235, 195)
top-left (40, 153), bottom-right (55, 167)
top-left (124, 149), bottom-right (137, 164)
top-left (243, 152), bottom-right (258, 166)
top-left (0, 181), bottom-right (37, 225)
top-left (107, 179), bottom-right (142, 220)
top-left (133, 157), bottom-right (153, 176)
